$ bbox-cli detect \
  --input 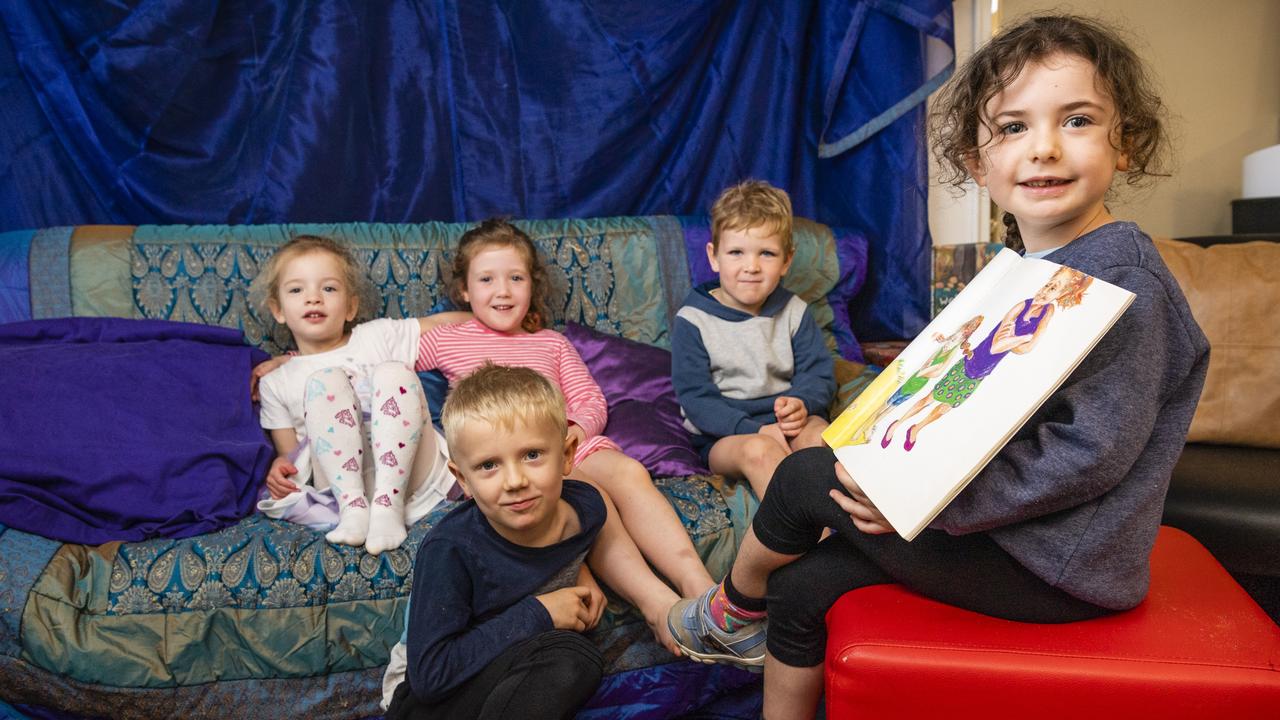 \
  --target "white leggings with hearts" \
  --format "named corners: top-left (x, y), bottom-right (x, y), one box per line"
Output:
top-left (303, 362), bottom-right (430, 555)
